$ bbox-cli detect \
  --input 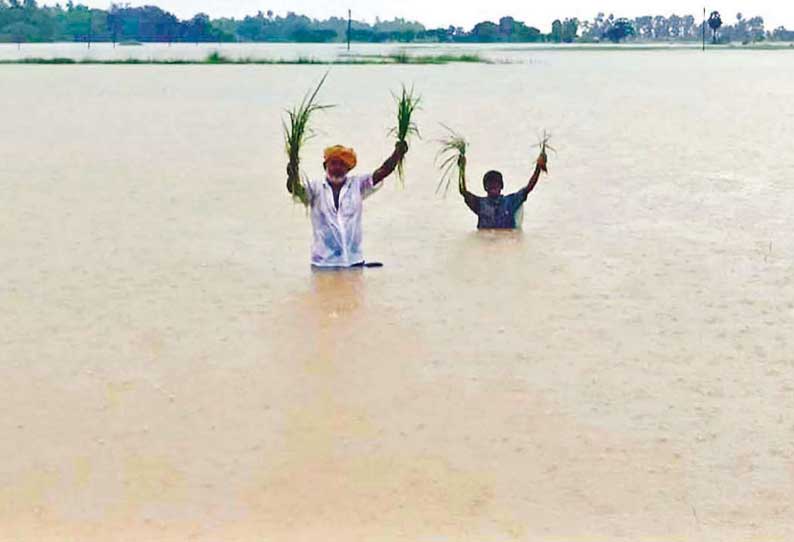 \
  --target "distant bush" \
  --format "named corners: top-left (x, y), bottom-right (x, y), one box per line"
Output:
top-left (206, 51), bottom-right (230, 63)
